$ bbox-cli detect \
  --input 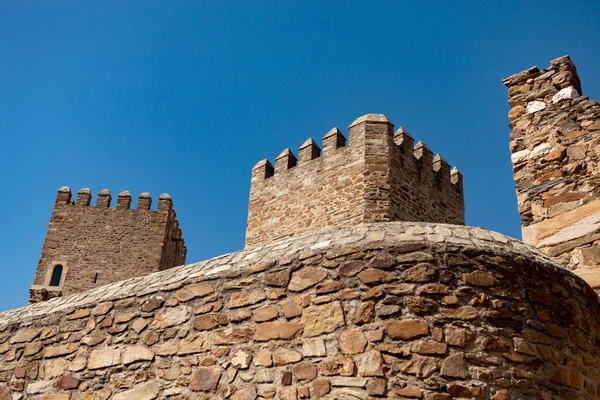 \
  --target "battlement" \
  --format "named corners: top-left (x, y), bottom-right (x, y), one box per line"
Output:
top-left (30, 186), bottom-right (187, 303)
top-left (55, 186), bottom-right (175, 212)
top-left (246, 114), bottom-right (465, 247)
